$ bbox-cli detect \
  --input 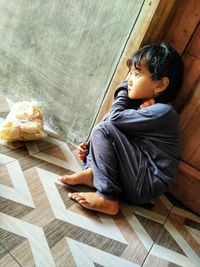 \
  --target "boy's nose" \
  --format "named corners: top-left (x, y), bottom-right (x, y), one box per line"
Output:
top-left (128, 77), bottom-right (132, 86)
